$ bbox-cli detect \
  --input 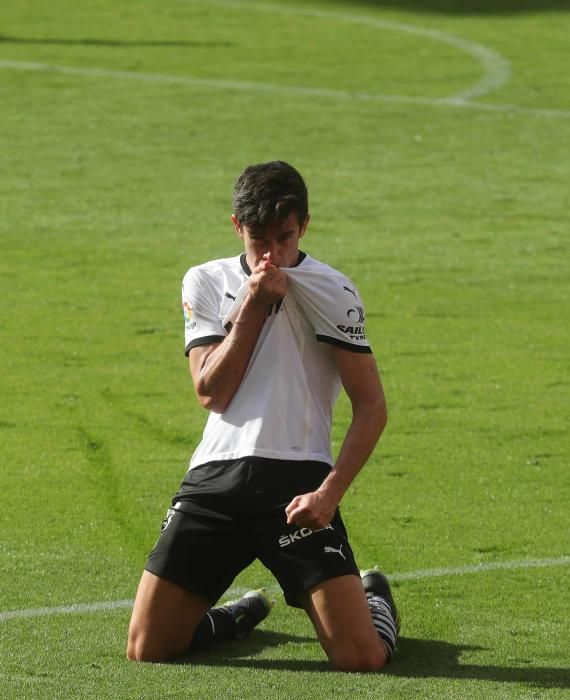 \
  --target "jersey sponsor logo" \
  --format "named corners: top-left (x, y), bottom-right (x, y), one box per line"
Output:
top-left (336, 324), bottom-right (367, 341)
top-left (324, 544), bottom-right (346, 560)
top-left (278, 523), bottom-right (334, 548)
